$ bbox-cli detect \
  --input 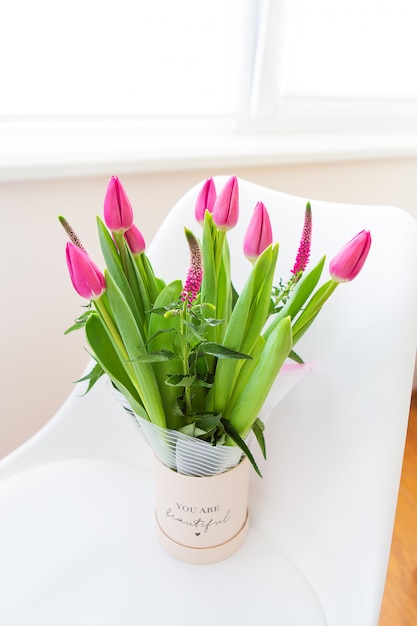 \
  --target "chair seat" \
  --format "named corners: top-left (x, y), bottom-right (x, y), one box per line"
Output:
top-left (0, 457), bottom-right (325, 626)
